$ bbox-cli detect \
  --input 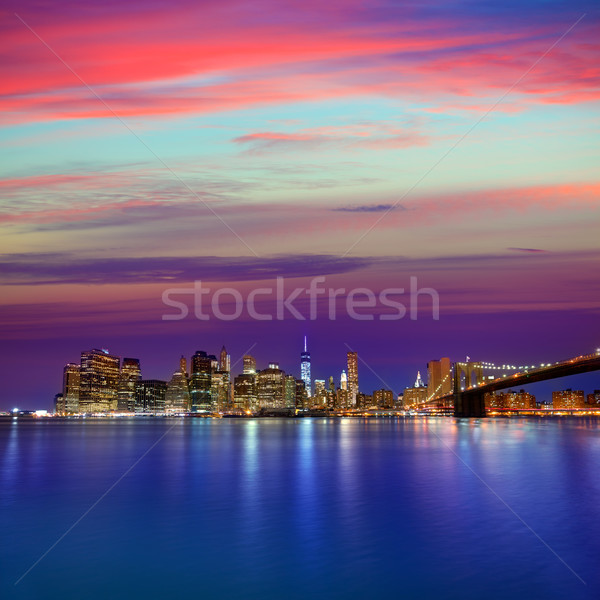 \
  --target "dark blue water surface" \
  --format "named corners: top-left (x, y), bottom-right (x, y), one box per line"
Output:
top-left (1, 417), bottom-right (599, 599)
